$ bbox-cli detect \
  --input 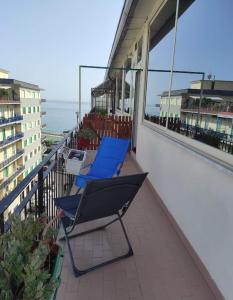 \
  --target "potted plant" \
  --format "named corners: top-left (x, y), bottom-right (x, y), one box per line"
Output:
top-left (0, 214), bottom-right (63, 300)
top-left (77, 128), bottom-right (97, 150)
